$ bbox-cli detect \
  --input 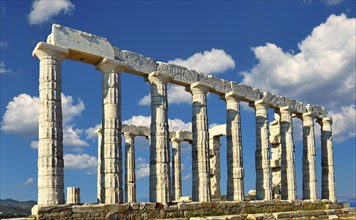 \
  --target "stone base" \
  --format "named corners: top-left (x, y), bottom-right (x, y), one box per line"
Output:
top-left (31, 200), bottom-right (343, 220)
